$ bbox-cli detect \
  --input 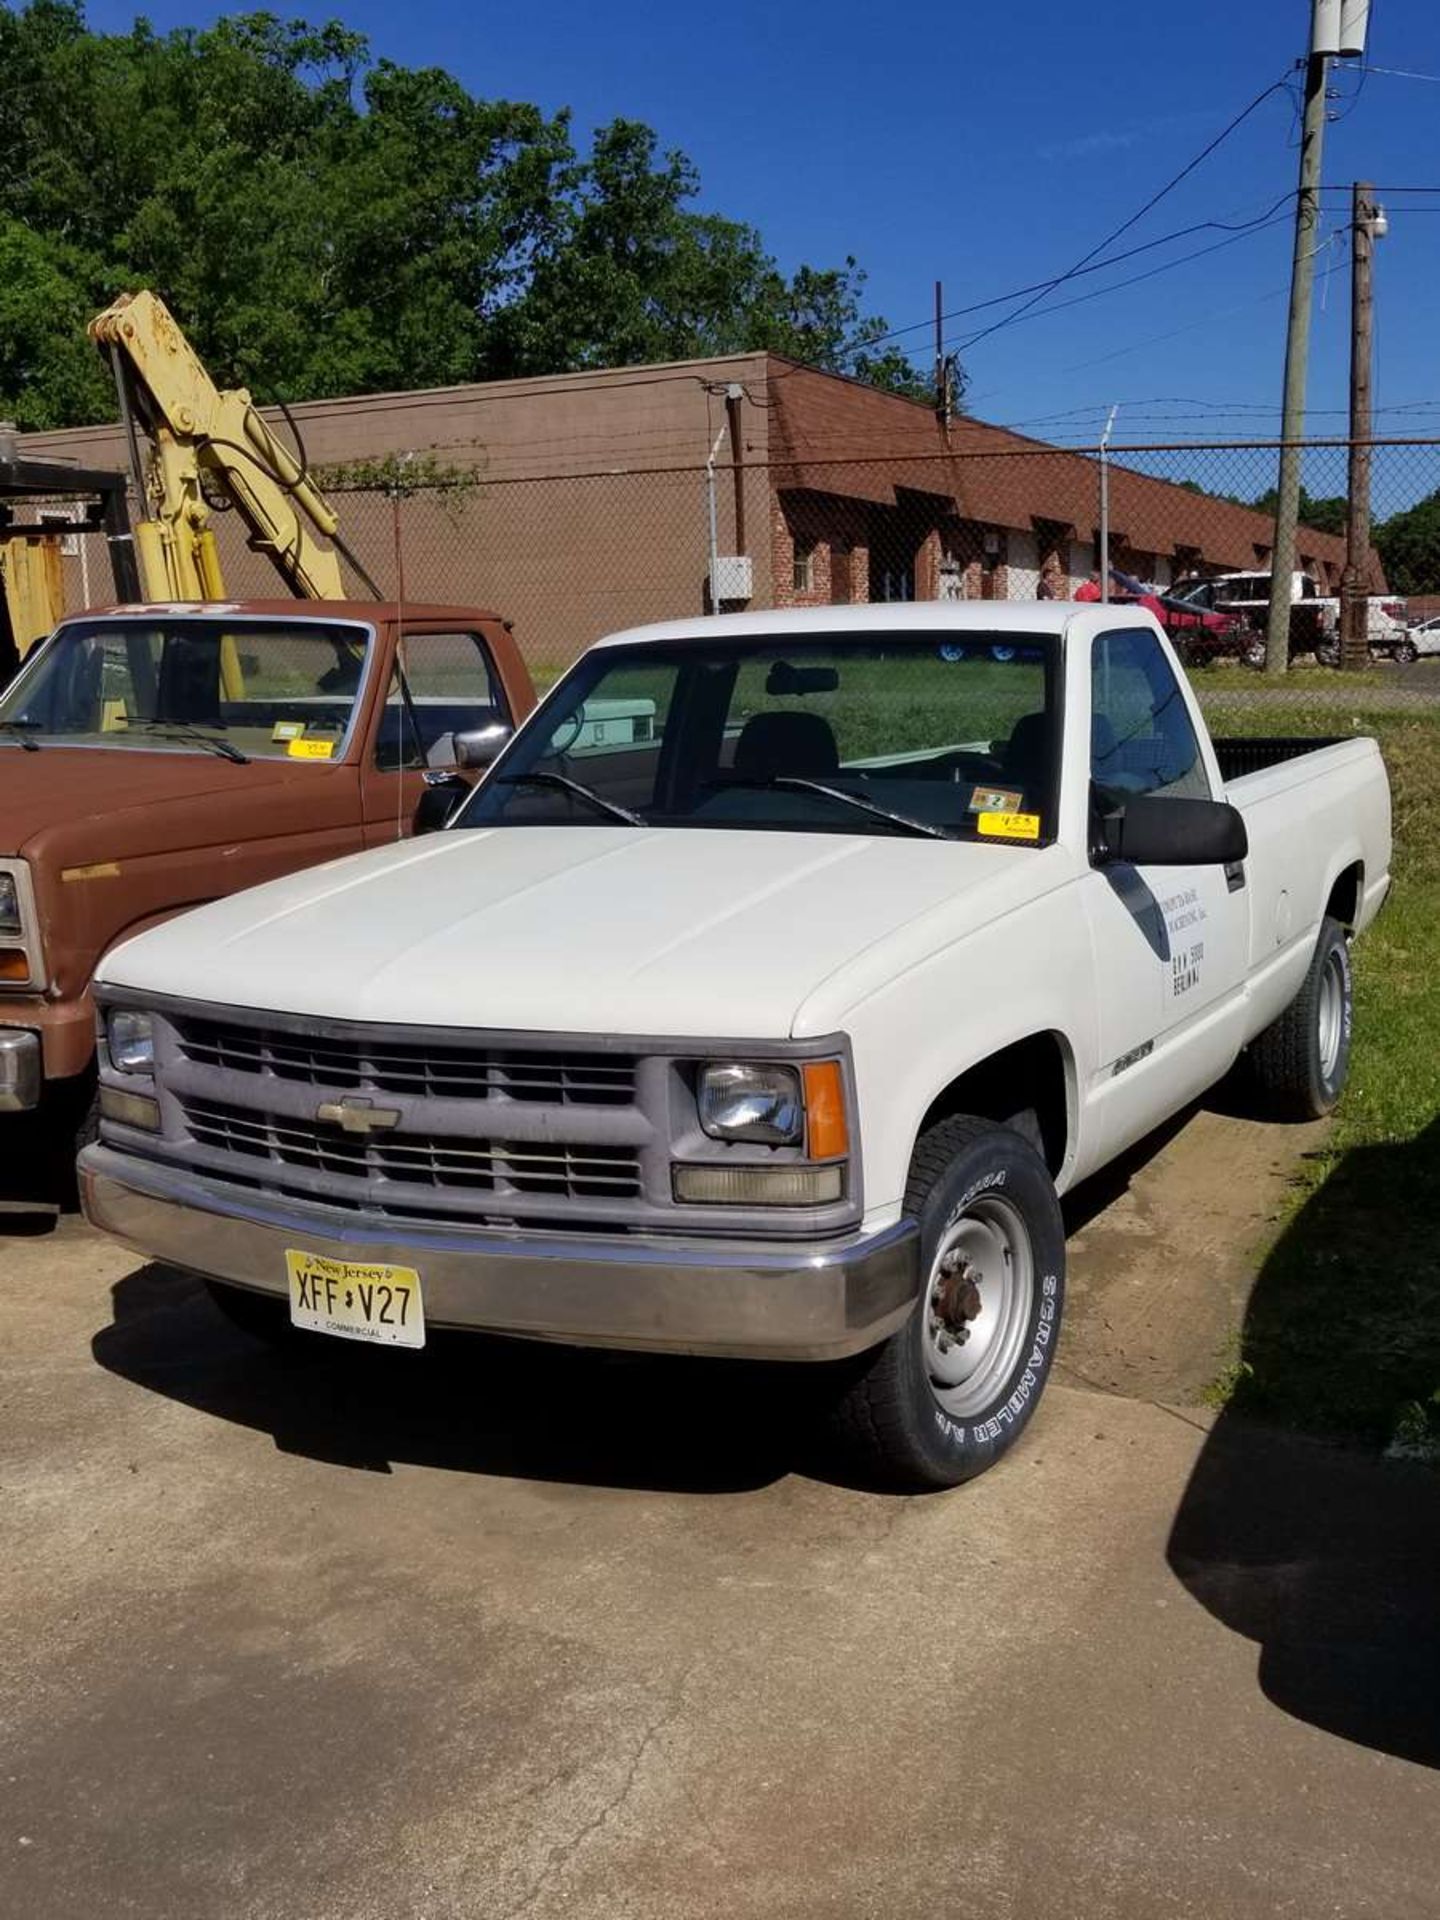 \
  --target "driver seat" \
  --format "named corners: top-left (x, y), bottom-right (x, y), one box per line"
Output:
top-left (733, 710), bottom-right (840, 780)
